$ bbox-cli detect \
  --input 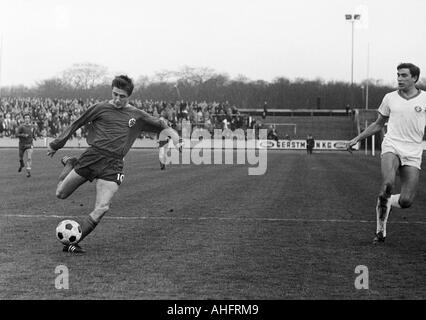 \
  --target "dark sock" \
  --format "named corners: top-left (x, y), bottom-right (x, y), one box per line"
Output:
top-left (78, 216), bottom-right (98, 243)
top-left (18, 160), bottom-right (24, 172)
